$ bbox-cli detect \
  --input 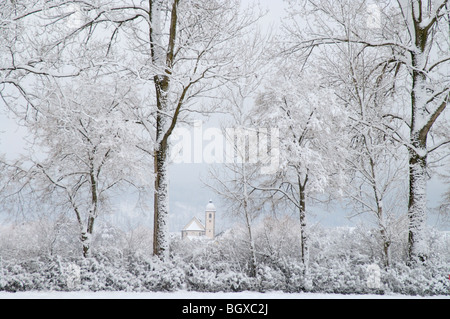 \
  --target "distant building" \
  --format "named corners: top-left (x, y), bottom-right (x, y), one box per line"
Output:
top-left (181, 200), bottom-right (216, 240)
top-left (181, 216), bottom-right (205, 238)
